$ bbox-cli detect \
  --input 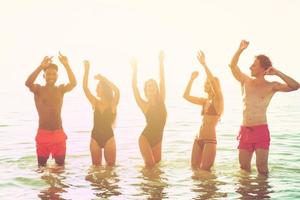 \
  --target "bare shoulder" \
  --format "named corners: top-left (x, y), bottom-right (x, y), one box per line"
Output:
top-left (269, 81), bottom-right (281, 89)
top-left (39, 85), bottom-right (65, 95)
top-left (243, 76), bottom-right (254, 85)
top-left (28, 84), bottom-right (42, 94)
top-left (269, 81), bottom-right (291, 92)
top-left (244, 75), bottom-right (252, 82)
top-left (57, 84), bottom-right (68, 94)
top-left (58, 84), bottom-right (65, 90)
top-left (36, 85), bottom-right (45, 92)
